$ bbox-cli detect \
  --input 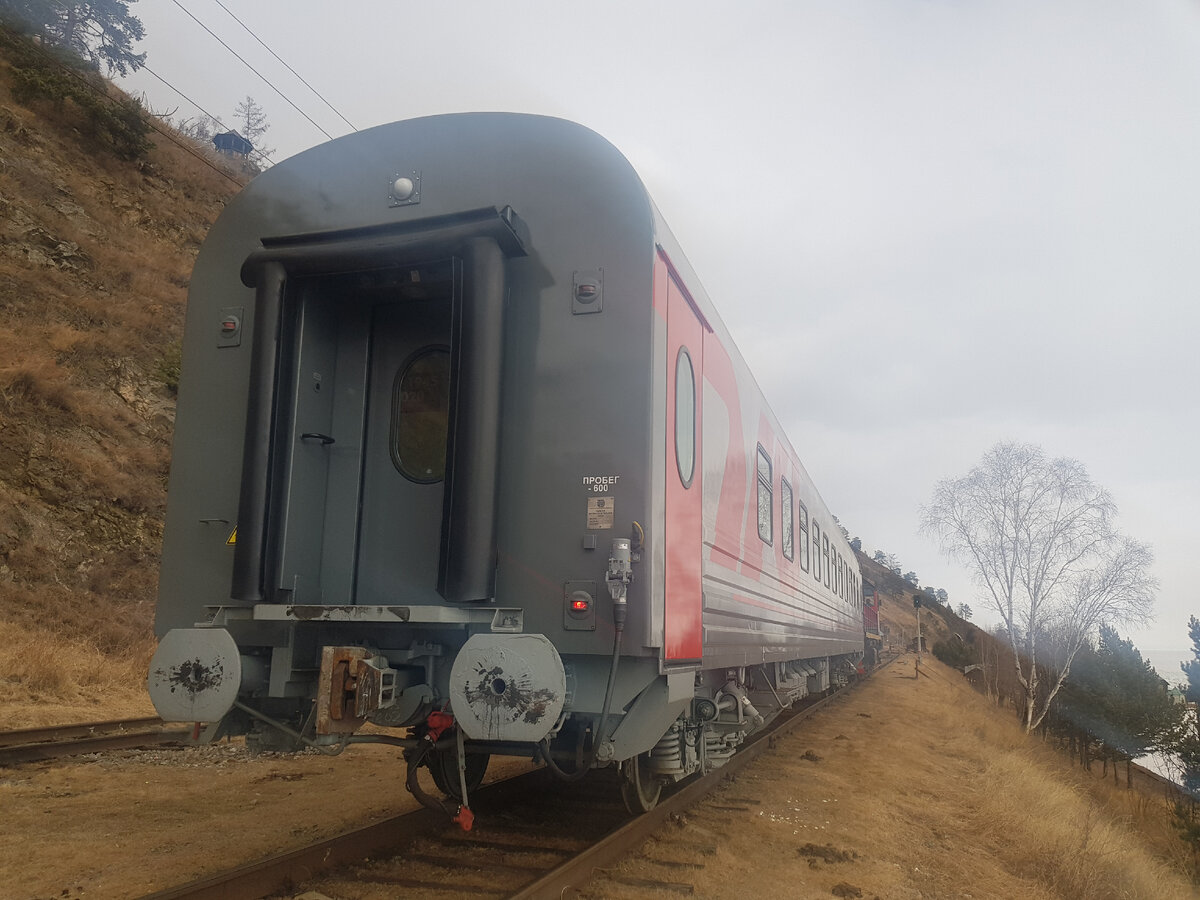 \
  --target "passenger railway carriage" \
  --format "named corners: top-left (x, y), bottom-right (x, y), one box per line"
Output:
top-left (149, 113), bottom-right (864, 818)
